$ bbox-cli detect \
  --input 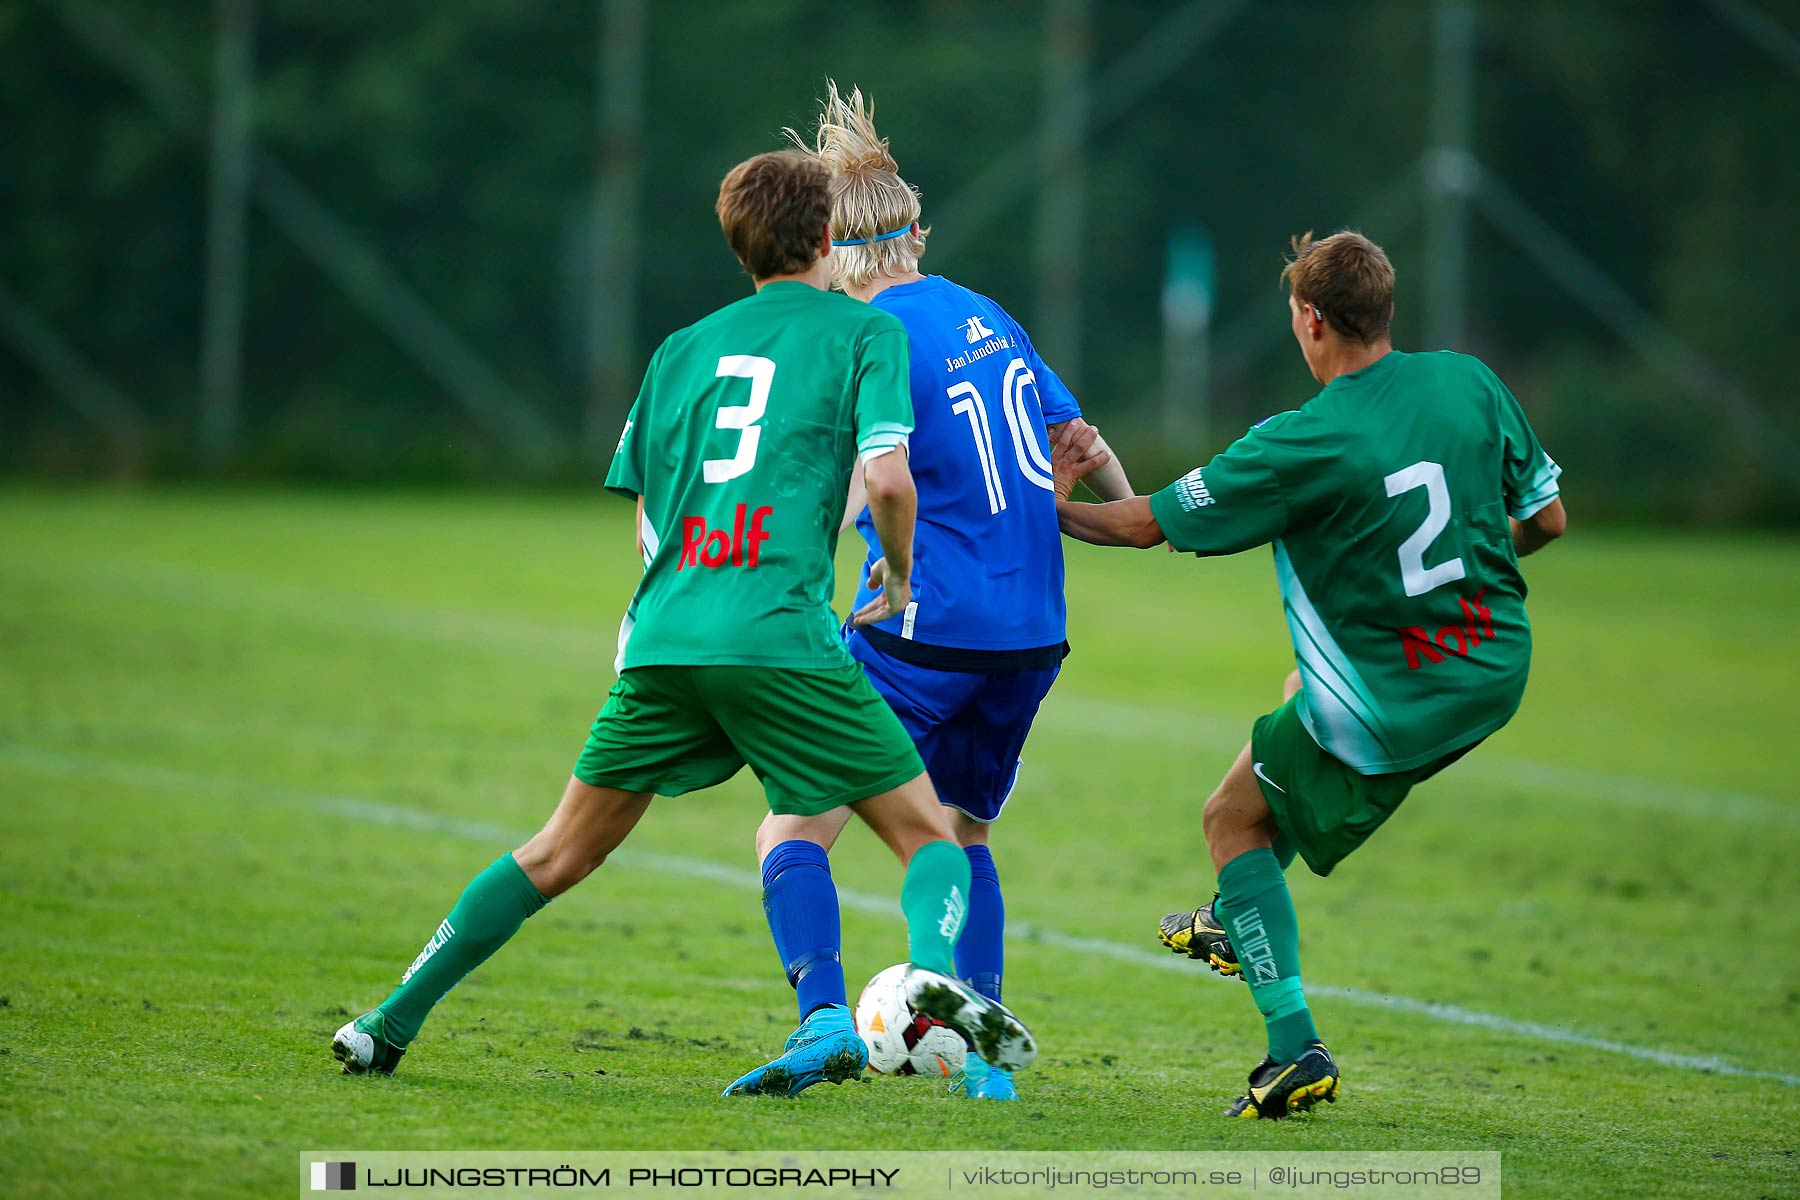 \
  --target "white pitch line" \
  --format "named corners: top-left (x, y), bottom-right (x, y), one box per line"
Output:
top-left (3, 741), bottom-right (1795, 1090)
